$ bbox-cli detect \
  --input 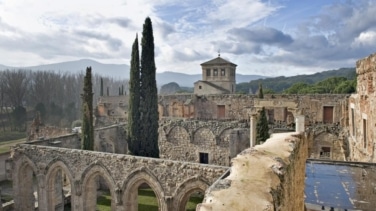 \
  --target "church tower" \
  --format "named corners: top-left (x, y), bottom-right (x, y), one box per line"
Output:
top-left (194, 54), bottom-right (237, 95)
